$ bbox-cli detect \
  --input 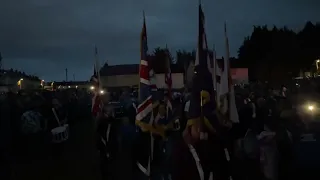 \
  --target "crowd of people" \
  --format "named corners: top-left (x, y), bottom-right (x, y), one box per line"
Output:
top-left (95, 82), bottom-right (311, 180)
top-left (0, 81), bottom-right (318, 180)
top-left (0, 89), bottom-right (92, 179)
